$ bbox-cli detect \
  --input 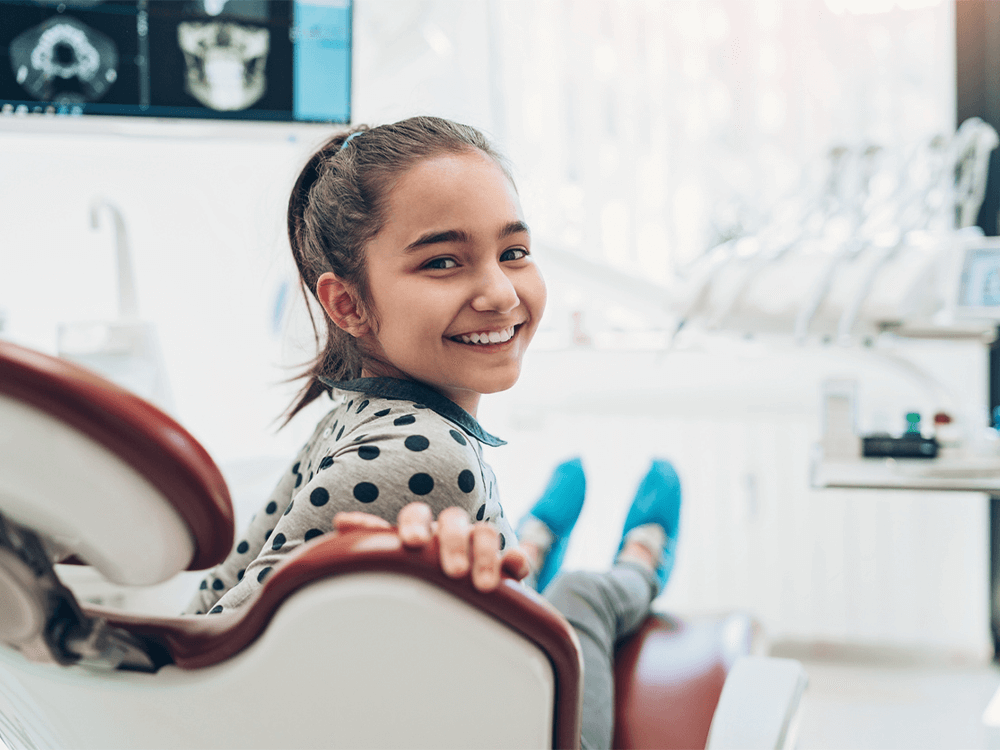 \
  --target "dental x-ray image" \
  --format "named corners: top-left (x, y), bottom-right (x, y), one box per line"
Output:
top-left (0, 0), bottom-right (140, 108)
top-left (0, 0), bottom-right (348, 121)
top-left (10, 15), bottom-right (118, 103)
top-left (147, 0), bottom-right (292, 116)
